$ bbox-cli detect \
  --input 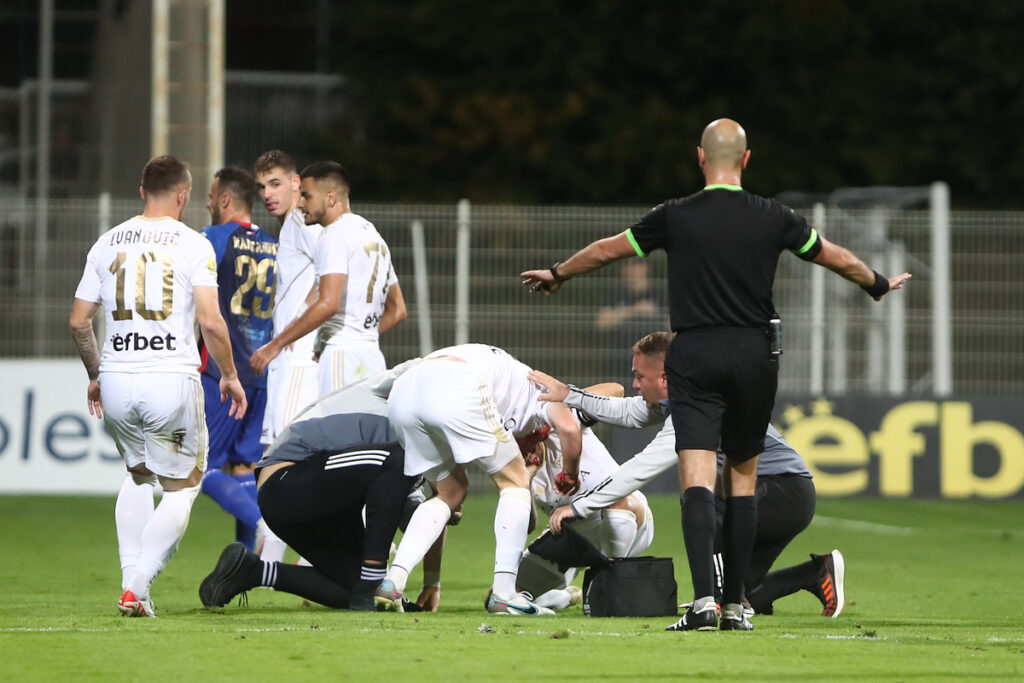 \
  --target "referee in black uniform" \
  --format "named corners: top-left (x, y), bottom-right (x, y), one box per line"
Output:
top-left (522, 118), bottom-right (910, 631)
